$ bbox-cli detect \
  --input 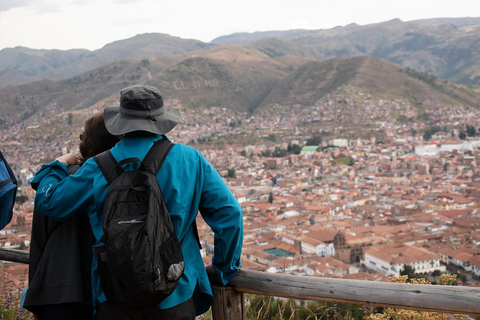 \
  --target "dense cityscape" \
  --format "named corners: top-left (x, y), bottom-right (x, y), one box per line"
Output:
top-left (1, 90), bottom-right (480, 294)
